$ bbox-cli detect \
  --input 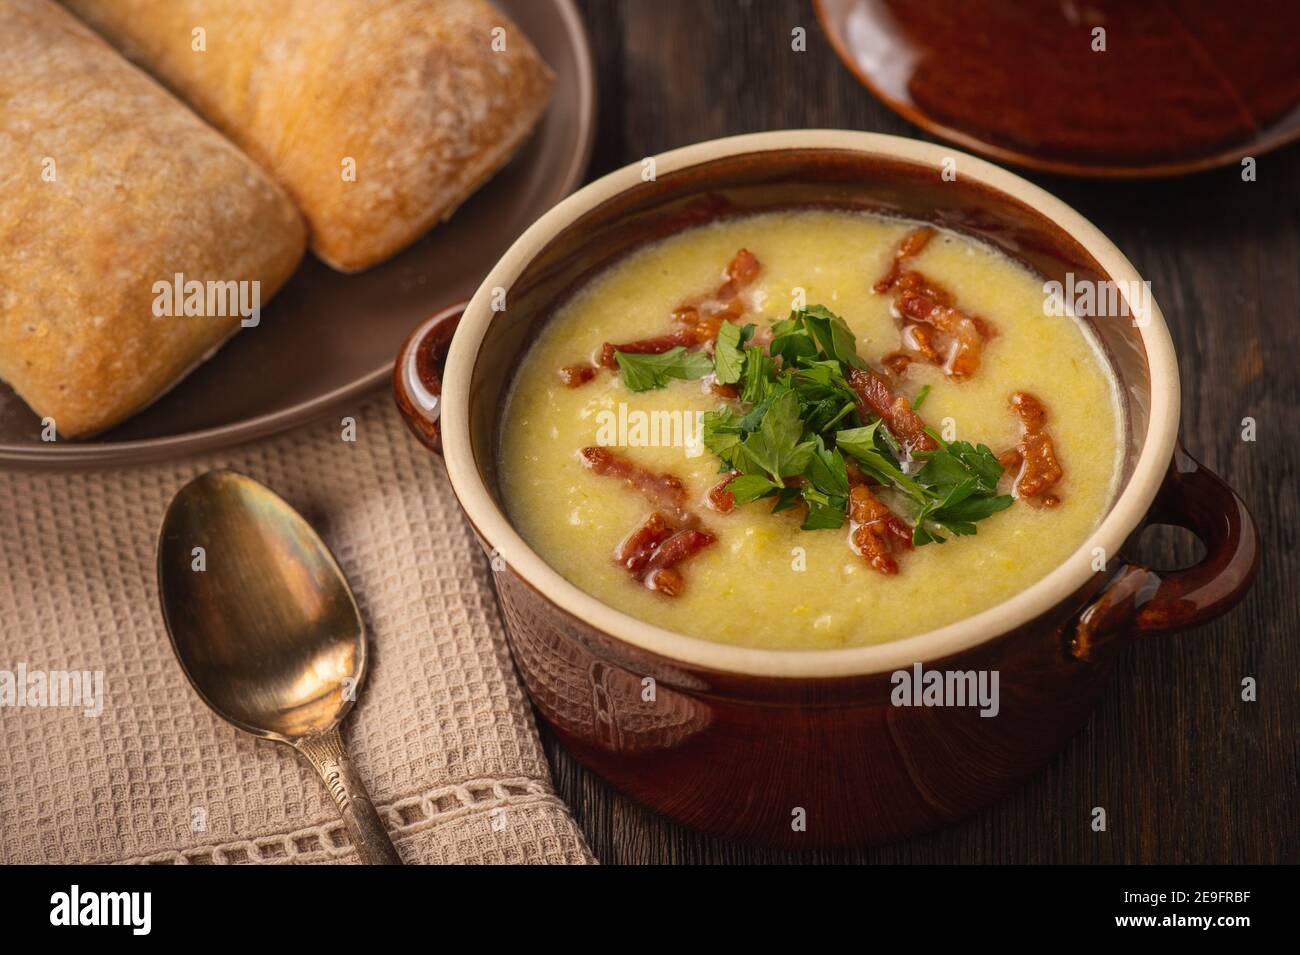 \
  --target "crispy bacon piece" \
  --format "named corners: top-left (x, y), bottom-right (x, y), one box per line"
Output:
top-left (579, 249), bottom-right (763, 376)
top-left (707, 471), bottom-right (739, 513)
top-left (579, 447), bottom-right (691, 521)
top-left (559, 363), bottom-right (597, 387)
top-left (612, 516), bottom-right (716, 595)
top-left (715, 248), bottom-right (761, 301)
top-left (887, 320), bottom-right (946, 376)
top-left (1000, 392), bottom-right (1063, 506)
top-left (848, 368), bottom-right (938, 455)
top-left (582, 449), bottom-right (716, 596)
top-left (896, 288), bottom-right (989, 380)
top-left (873, 229), bottom-right (995, 380)
top-left (901, 318), bottom-right (944, 365)
top-left (893, 270), bottom-right (948, 306)
top-left (1010, 390), bottom-right (1049, 431)
top-left (845, 459), bottom-right (869, 487)
top-left (1018, 435), bottom-right (1062, 507)
top-left (883, 352), bottom-right (913, 376)
top-left (874, 227), bottom-right (935, 294)
top-left (849, 484), bottom-right (913, 576)
top-left (895, 271), bottom-right (998, 338)
top-left (645, 528), bottom-right (716, 576)
top-left (646, 567), bottom-right (686, 596)
top-left (898, 289), bottom-right (993, 379)
top-left (615, 512), bottom-right (676, 575)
